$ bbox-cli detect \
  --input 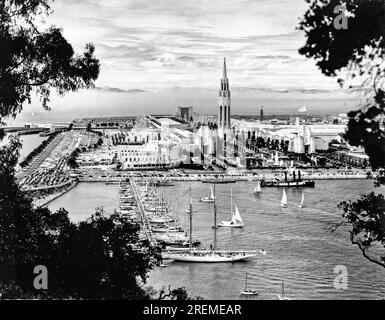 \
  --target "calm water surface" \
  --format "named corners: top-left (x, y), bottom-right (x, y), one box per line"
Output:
top-left (49, 180), bottom-right (385, 300)
top-left (1, 134), bottom-right (47, 164)
top-left (49, 183), bottom-right (119, 223)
